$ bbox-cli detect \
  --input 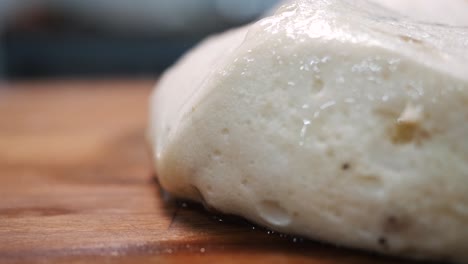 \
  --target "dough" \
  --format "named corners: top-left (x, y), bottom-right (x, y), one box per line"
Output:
top-left (149, 0), bottom-right (468, 262)
top-left (370, 0), bottom-right (468, 26)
